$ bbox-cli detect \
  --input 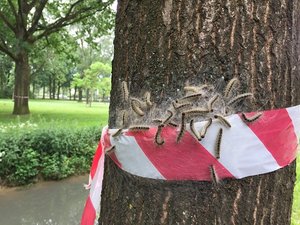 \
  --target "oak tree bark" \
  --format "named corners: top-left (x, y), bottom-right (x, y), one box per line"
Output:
top-left (13, 51), bottom-right (30, 115)
top-left (100, 0), bottom-right (300, 224)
